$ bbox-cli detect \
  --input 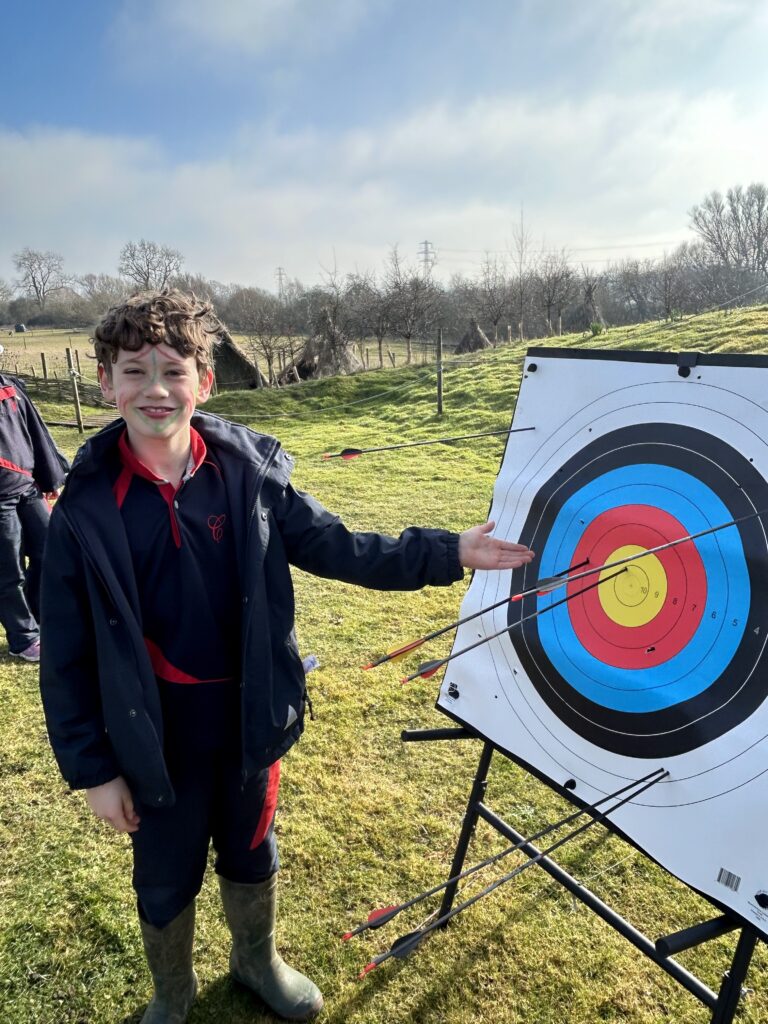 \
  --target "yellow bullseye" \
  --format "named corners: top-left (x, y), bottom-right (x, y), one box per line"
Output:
top-left (598, 545), bottom-right (667, 627)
